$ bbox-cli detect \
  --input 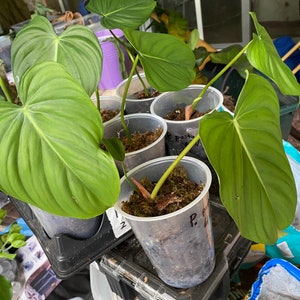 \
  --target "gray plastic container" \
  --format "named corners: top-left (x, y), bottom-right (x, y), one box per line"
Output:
top-left (29, 205), bottom-right (101, 239)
